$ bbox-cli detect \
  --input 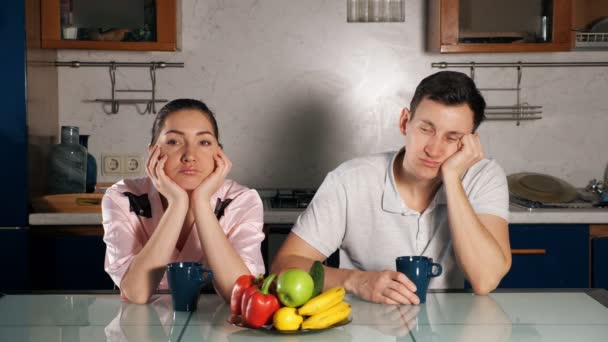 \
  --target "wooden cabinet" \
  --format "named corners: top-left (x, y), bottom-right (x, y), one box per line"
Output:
top-left (499, 224), bottom-right (589, 288)
top-left (30, 226), bottom-right (115, 290)
top-left (572, 1), bottom-right (608, 50)
top-left (41, 0), bottom-right (176, 51)
top-left (428, 0), bottom-right (572, 53)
